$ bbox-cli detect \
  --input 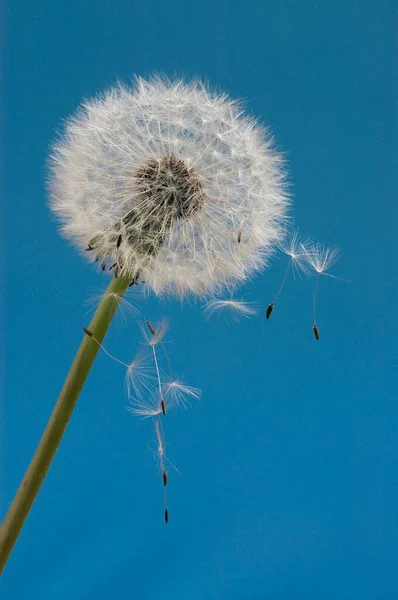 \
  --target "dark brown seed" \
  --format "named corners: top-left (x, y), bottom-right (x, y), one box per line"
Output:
top-left (116, 234), bottom-right (122, 248)
top-left (109, 263), bottom-right (117, 271)
top-left (313, 324), bottom-right (320, 340)
top-left (161, 400), bottom-right (167, 416)
top-left (83, 327), bottom-right (93, 337)
top-left (164, 508), bottom-right (169, 524)
top-left (146, 321), bottom-right (157, 336)
top-left (163, 470), bottom-right (168, 487)
top-left (101, 262), bottom-right (106, 271)
top-left (237, 230), bottom-right (242, 243)
top-left (85, 245), bottom-right (93, 251)
top-left (266, 303), bottom-right (274, 320)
